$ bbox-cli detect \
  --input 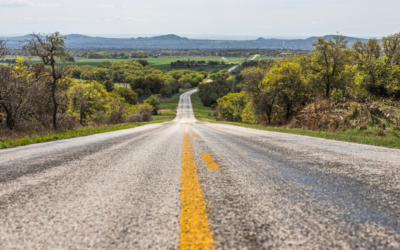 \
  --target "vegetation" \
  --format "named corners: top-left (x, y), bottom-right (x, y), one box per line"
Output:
top-left (193, 33), bottom-right (400, 149)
